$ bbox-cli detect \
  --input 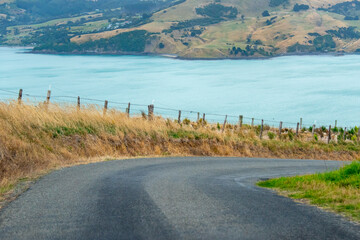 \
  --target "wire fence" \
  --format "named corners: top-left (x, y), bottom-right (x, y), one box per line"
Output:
top-left (0, 88), bottom-right (357, 133)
